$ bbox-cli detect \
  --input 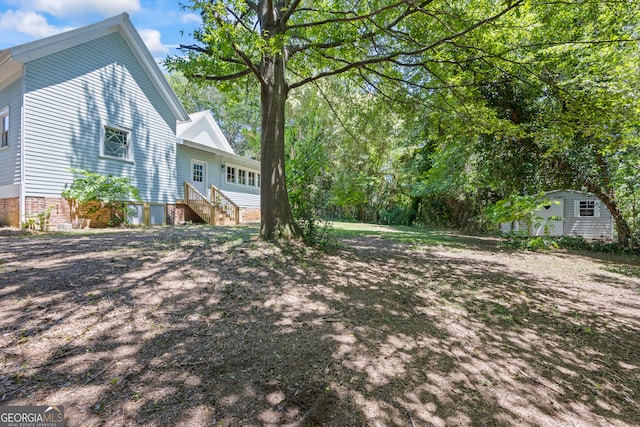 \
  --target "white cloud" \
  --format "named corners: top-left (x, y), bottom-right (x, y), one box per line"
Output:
top-left (139, 29), bottom-right (168, 55)
top-left (0, 9), bottom-right (73, 38)
top-left (19, 0), bottom-right (141, 18)
top-left (180, 13), bottom-right (201, 25)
